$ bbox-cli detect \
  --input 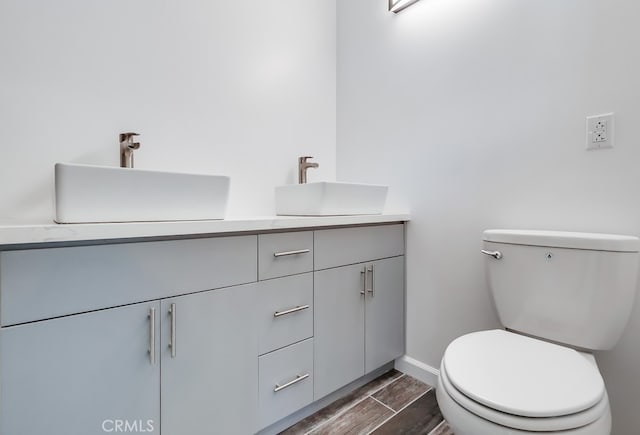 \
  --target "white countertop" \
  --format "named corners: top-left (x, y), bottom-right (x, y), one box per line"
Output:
top-left (0, 214), bottom-right (410, 247)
